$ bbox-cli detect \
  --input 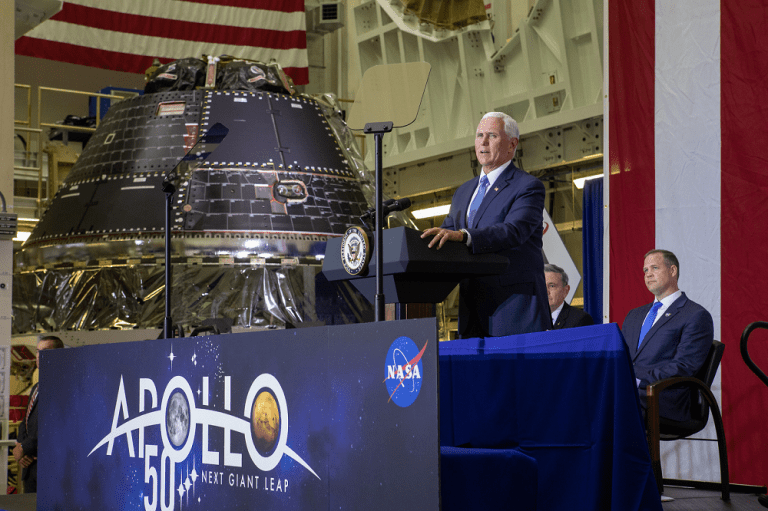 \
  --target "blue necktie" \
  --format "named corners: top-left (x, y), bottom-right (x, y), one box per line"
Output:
top-left (467, 175), bottom-right (489, 228)
top-left (638, 301), bottom-right (663, 348)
